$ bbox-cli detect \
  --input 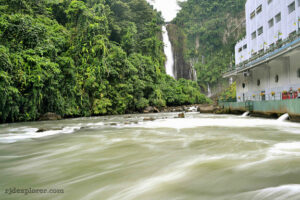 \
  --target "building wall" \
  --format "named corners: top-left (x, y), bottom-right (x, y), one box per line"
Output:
top-left (236, 52), bottom-right (300, 102)
top-left (235, 0), bottom-right (300, 65)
